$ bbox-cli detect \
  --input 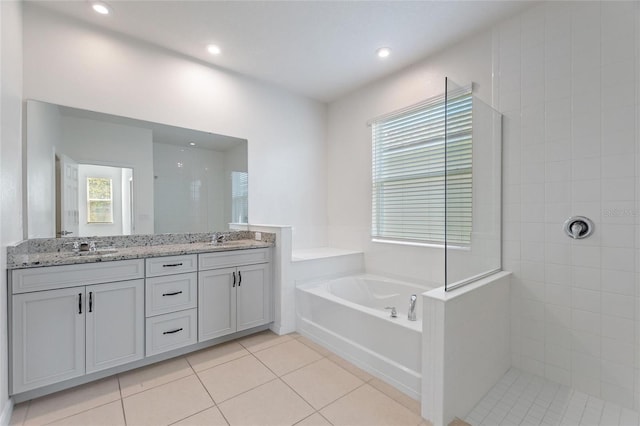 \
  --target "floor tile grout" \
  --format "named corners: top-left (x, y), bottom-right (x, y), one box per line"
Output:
top-left (14, 332), bottom-right (423, 426)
